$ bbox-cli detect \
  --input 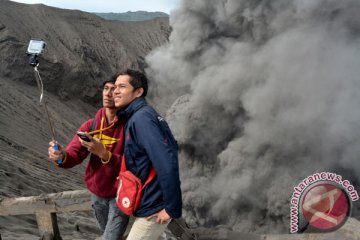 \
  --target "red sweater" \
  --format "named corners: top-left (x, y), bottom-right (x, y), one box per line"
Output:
top-left (60, 108), bottom-right (125, 198)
